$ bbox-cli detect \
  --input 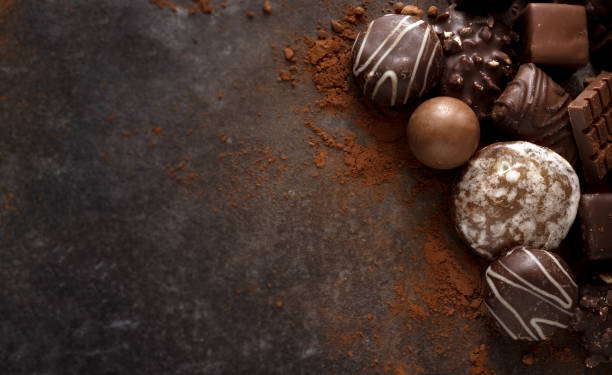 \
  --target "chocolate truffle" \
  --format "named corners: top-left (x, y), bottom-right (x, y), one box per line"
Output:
top-left (579, 194), bottom-right (612, 260)
top-left (571, 284), bottom-right (612, 368)
top-left (407, 96), bottom-right (479, 169)
top-left (432, 4), bottom-right (517, 120)
top-left (517, 3), bottom-right (589, 69)
top-left (453, 141), bottom-right (580, 260)
top-left (491, 63), bottom-right (578, 166)
top-left (484, 247), bottom-right (578, 341)
top-left (568, 71), bottom-right (612, 184)
top-left (351, 14), bottom-right (443, 107)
